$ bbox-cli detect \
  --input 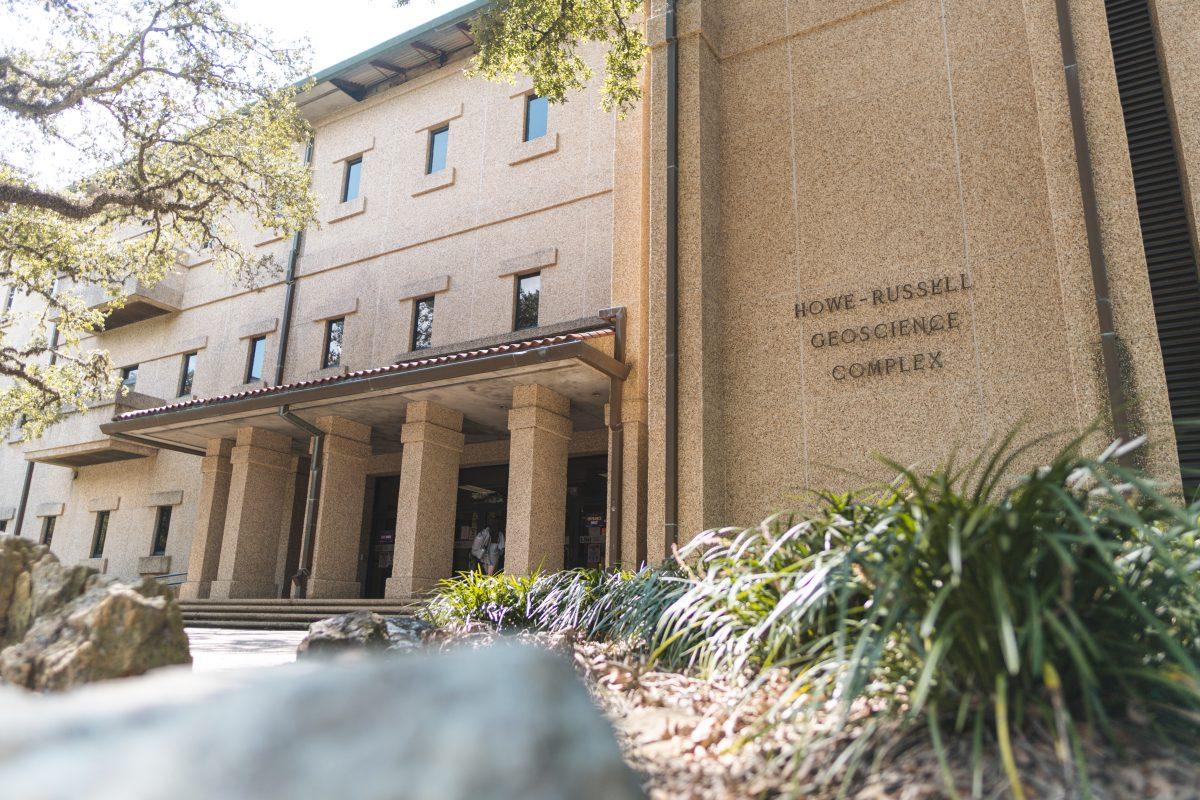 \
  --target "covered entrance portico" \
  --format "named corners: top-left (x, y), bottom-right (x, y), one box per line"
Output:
top-left (100, 318), bottom-right (630, 600)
